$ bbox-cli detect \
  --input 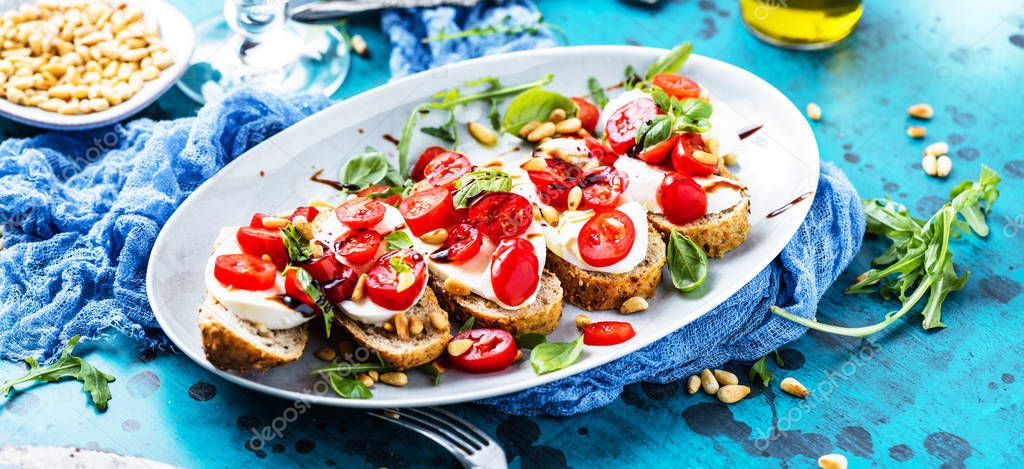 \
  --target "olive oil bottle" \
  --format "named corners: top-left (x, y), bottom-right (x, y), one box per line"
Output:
top-left (740, 0), bottom-right (863, 49)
